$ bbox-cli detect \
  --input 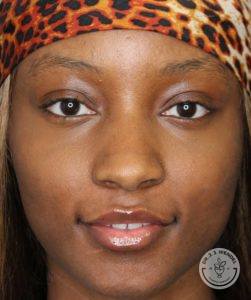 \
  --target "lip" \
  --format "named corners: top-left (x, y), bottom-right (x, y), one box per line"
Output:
top-left (82, 208), bottom-right (175, 252)
top-left (84, 209), bottom-right (172, 226)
